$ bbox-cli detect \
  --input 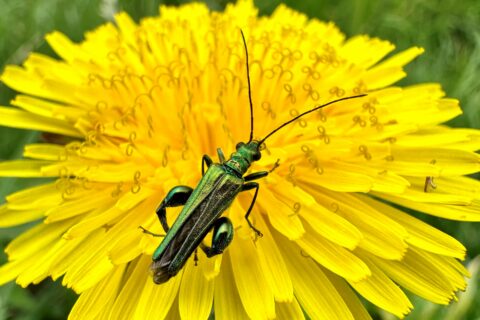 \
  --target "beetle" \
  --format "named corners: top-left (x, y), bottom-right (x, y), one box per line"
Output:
top-left (143, 30), bottom-right (366, 284)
